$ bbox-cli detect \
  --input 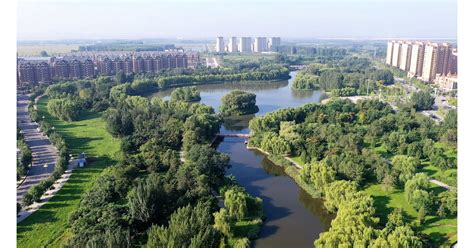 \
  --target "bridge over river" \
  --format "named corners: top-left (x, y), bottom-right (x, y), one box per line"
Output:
top-left (216, 133), bottom-right (250, 138)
